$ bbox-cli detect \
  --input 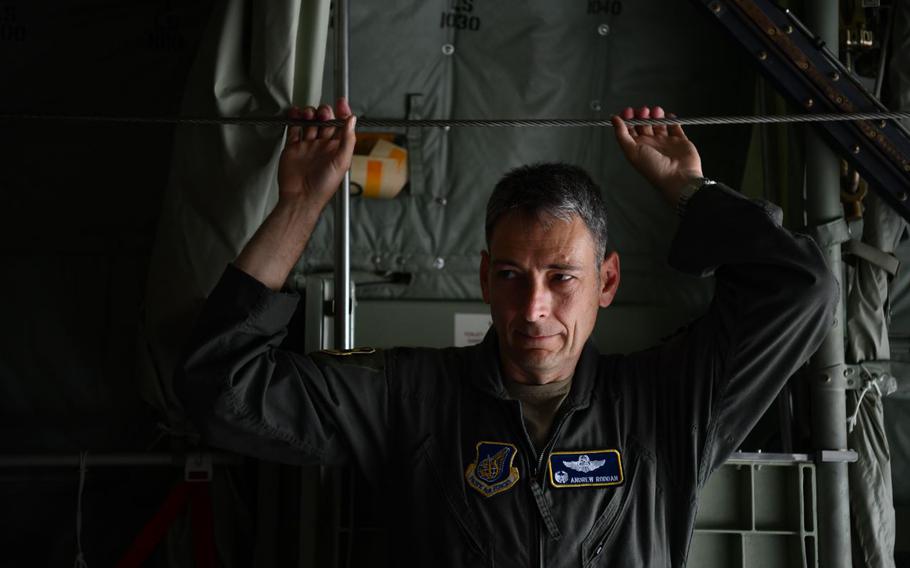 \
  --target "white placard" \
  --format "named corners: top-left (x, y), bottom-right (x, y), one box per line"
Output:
top-left (454, 313), bottom-right (492, 347)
